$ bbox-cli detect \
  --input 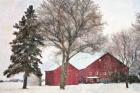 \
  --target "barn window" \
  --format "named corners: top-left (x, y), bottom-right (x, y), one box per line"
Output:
top-left (103, 72), bottom-right (106, 75)
top-left (109, 72), bottom-right (112, 75)
top-left (99, 59), bottom-right (102, 61)
top-left (115, 69), bottom-right (117, 72)
top-left (96, 72), bottom-right (98, 75)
